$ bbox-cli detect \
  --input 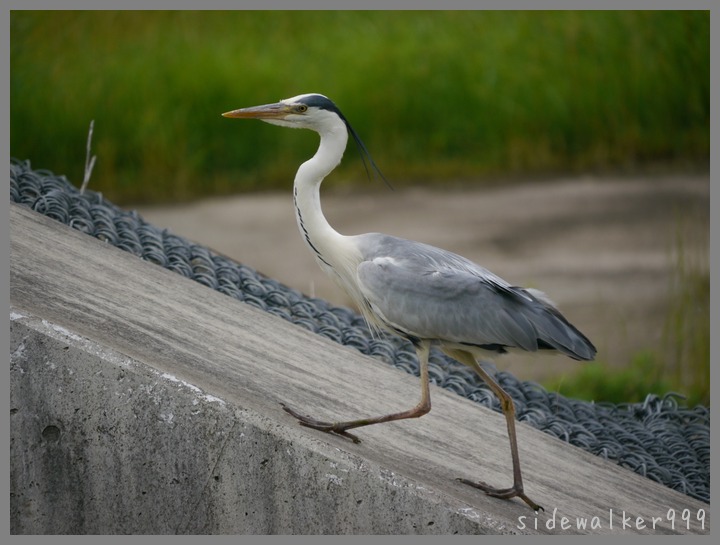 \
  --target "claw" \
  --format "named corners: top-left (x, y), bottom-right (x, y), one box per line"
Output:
top-left (457, 478), bottom-right (544, 512)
